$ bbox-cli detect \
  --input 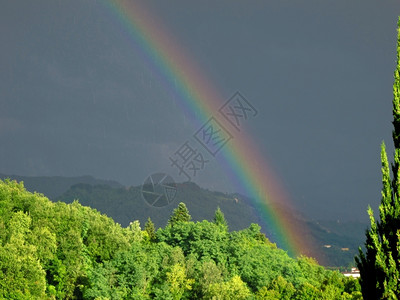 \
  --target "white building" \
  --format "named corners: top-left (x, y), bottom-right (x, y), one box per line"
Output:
top-left (342, 267), bottom-right (360, 278)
